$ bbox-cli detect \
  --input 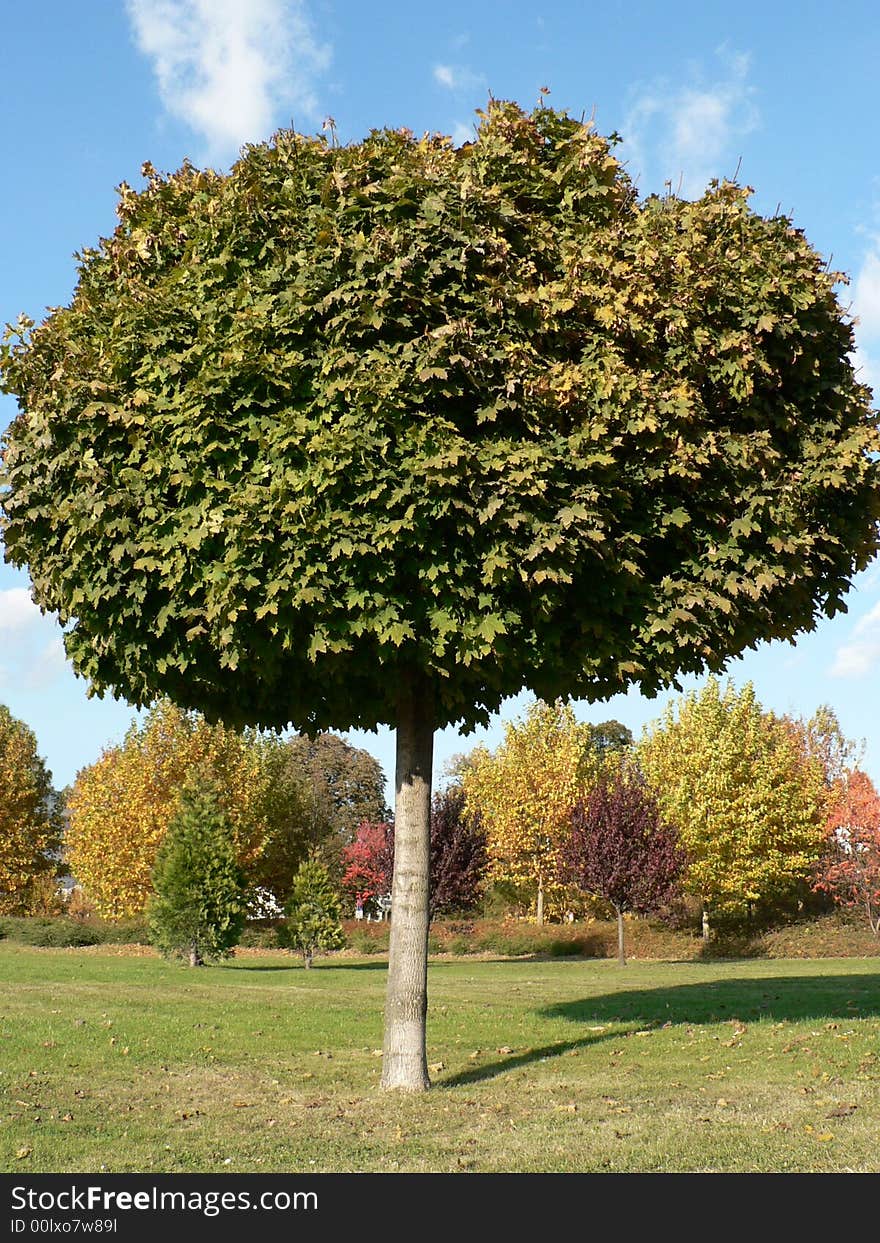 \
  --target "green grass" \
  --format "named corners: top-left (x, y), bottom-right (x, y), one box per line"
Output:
top-left (2, 944), bottom-right (879, 1172)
